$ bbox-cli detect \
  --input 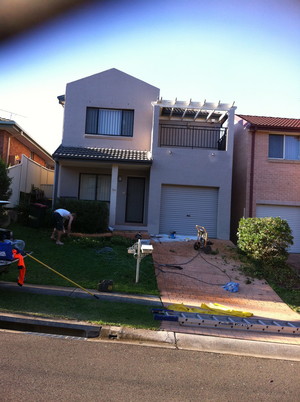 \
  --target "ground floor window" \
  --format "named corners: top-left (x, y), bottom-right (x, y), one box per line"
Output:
top-left (79, 174), bottom-right (111, 201)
